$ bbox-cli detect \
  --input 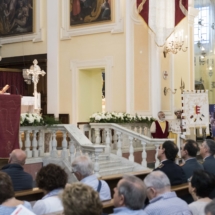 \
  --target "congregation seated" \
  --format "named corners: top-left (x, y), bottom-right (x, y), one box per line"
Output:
top-left (62, 183), bottom-right (103, 215)
top-left (1, 149), bottom-right (33, 191)
top-left (143, 171), bottom-right (192, 215)
top-left (33, 164), bottom-right (68, 215)
top-left (0, 172), bottom-right (32, 215)
top-left (181, 139), bottom-right (203, 180)
top-left (188, 170), bottom-right (215, 215)
top-left (71, 155), bottom-right (111, 201)
top-left (154, 140), bottom-right (187, 185)
top-left (205, 199), bottom-right (215, 215)
top-left (200, 139), bottom-right (215, 175)
top-left (113, 175), bottom-right (147, 215)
